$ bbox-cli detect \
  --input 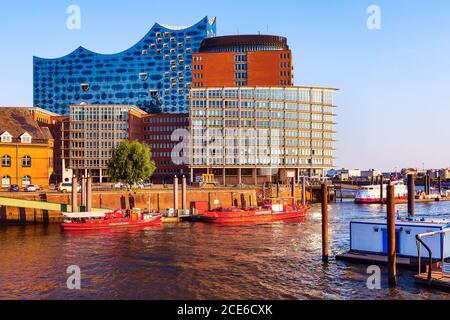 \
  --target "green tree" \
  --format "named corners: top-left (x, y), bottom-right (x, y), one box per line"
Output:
top-left (107, 141), bottom-right (156, 187)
